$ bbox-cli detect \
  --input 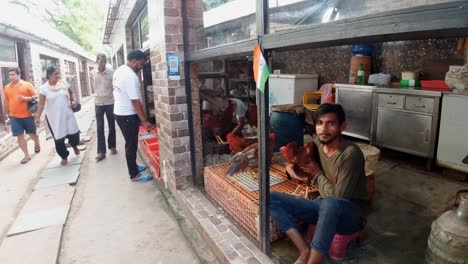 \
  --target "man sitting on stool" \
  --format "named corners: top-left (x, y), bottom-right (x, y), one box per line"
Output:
top-left (270, 103), bottom-right (368, 264)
